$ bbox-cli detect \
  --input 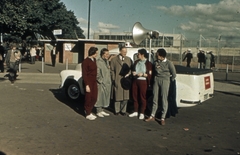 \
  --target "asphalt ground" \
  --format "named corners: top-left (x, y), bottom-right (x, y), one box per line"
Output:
top-left (0, 61), bottom-right (239, 155)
